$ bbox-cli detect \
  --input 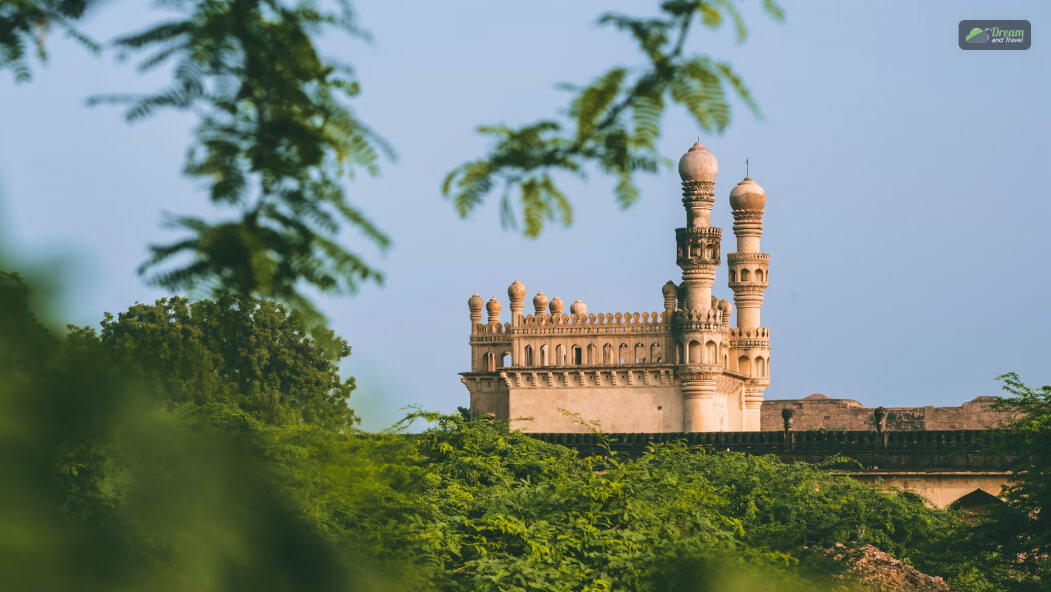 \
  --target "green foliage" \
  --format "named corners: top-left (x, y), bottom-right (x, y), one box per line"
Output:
top-left (977, 373), bottom-right (1051, 585)
top-left (0, 276), bottom-right (1018, 591)
top-left (70, 295), bottom-right (359, 429)
top-left (87, 0), bottom-right (392, 327)
top-left (443, 0), bottom-right (783, 237)
top-left (0, 0), bottom-right (98, 82)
